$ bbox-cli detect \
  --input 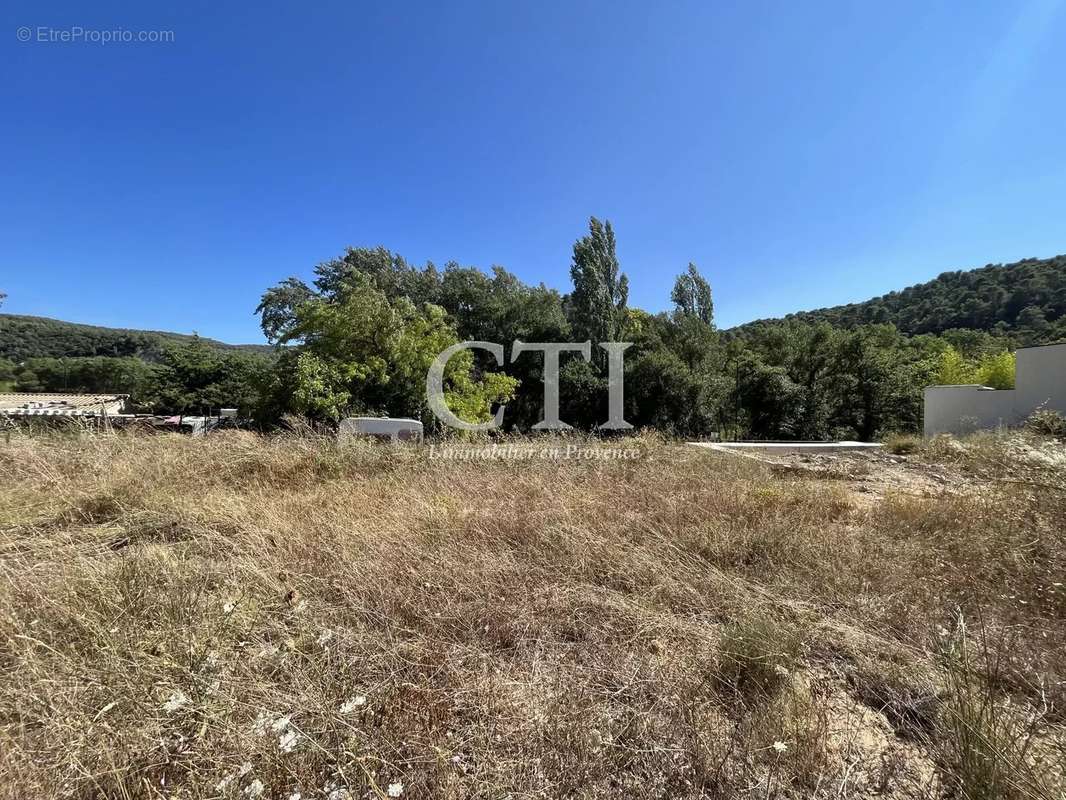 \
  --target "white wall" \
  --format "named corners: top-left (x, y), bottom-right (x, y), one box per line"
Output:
top-left (923, 343), bottom-right (1066, 436)
top-left (923, 385), bottom-right (1020, 436)
top-left (1016, 344), bottom-right (1066, 416)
